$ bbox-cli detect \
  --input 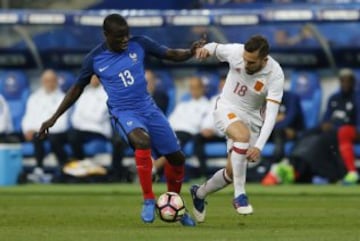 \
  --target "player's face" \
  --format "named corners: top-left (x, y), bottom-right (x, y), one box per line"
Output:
top-left (340, 76), bottom-right (354, 94)
top-left (104, 24), bottom-right (129, 52)
top-left (41, 70), bottom-right (58, 93)
top-left (243, 50), bottom-right (267, 75)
